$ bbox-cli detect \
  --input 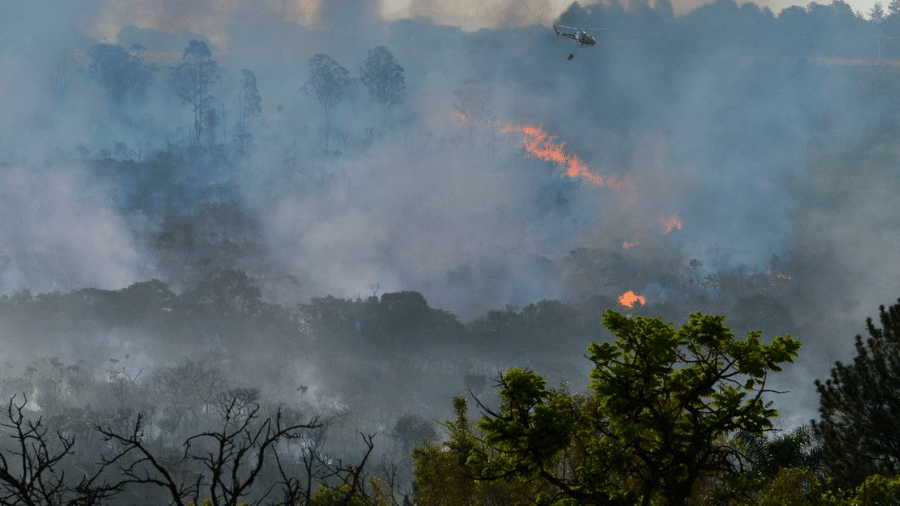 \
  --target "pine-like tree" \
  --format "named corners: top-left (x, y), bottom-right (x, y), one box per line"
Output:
top-left (813, 299), bottom-right (900, 487)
